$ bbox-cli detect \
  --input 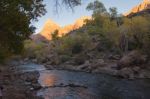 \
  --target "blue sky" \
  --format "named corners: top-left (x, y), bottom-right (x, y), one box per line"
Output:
top-left (33, 0), bottom-right (142, 33)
